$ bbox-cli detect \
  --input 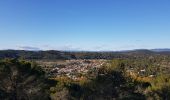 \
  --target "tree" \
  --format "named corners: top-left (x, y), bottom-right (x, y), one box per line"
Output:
top-left (0, 59), bottom-right (54, 100)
